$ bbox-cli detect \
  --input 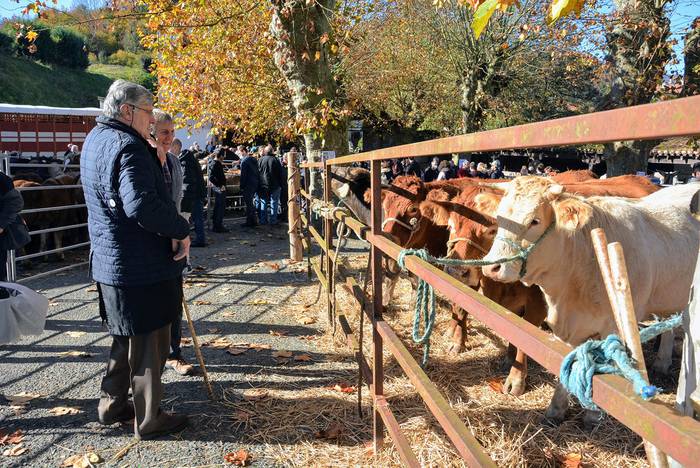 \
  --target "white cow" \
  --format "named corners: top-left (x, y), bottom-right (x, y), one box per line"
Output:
top-left (481, 176), bottom-right (700, 425)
